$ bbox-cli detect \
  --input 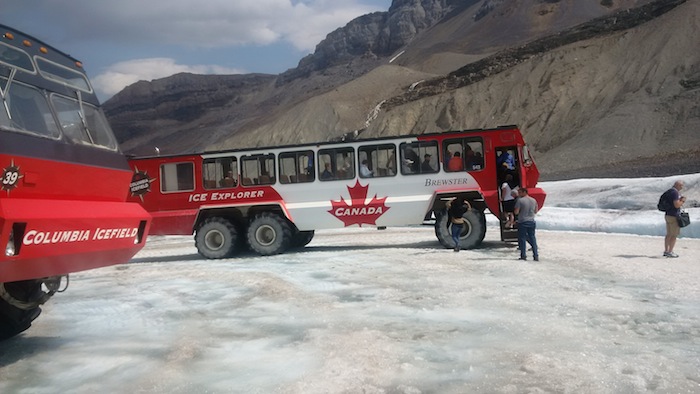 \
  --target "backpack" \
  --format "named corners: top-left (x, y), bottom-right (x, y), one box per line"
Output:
top-left (657, 189), bottom-right (674, 212)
